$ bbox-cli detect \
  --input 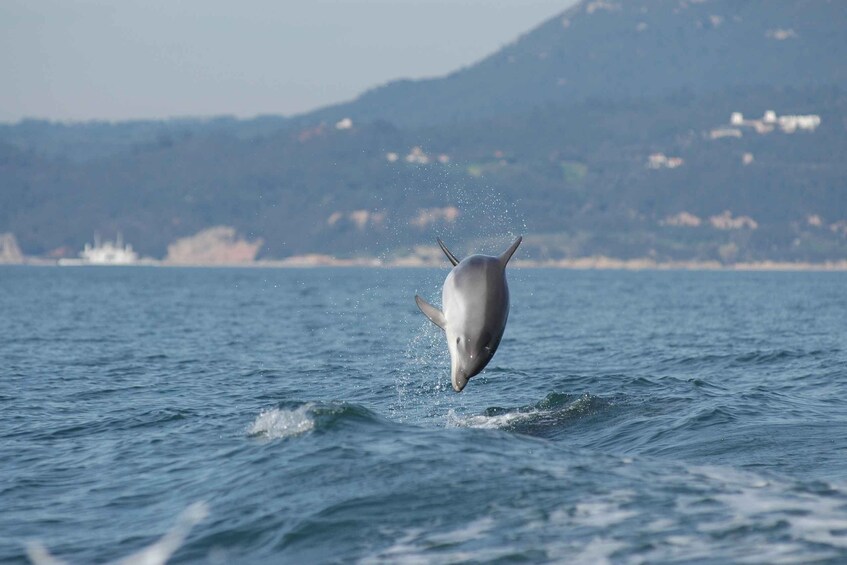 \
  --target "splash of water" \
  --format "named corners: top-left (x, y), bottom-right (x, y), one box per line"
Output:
top-left (248, 405), bottom-right (315, 439)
